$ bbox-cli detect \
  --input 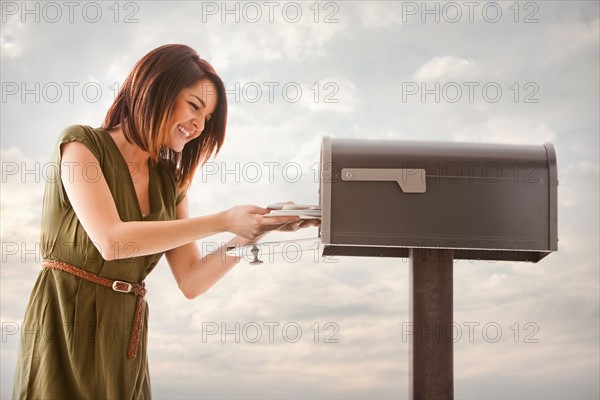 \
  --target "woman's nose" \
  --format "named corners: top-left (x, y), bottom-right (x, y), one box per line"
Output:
top-left (192, 119), bottom-right (204, 135)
